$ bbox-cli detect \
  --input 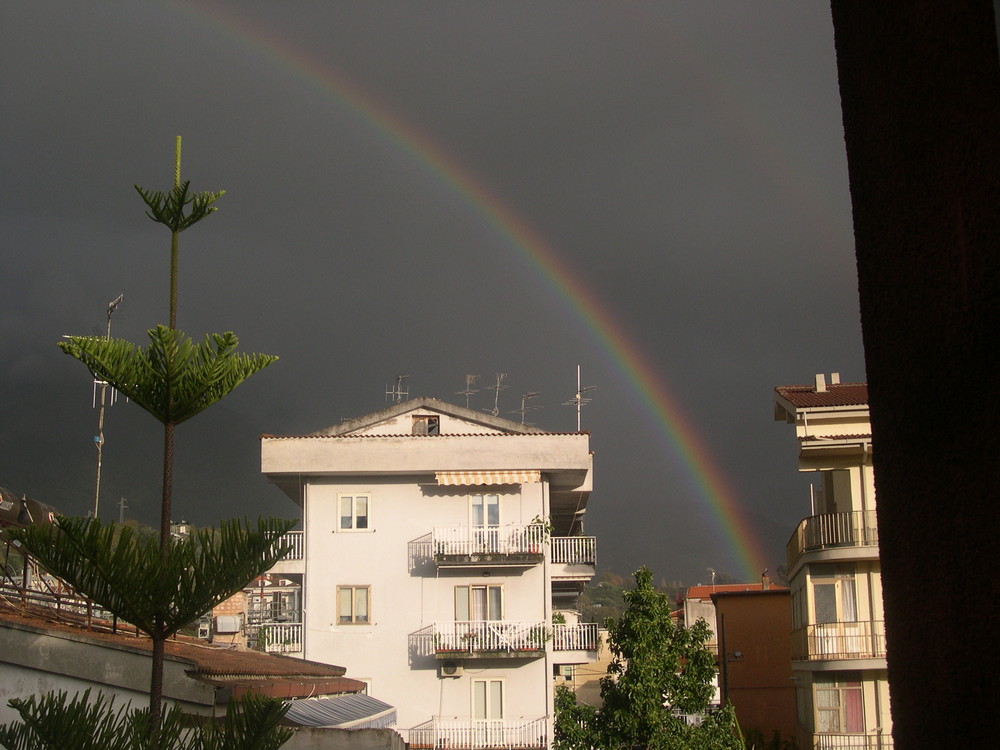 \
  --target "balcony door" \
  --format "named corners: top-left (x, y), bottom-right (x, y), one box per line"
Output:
top-left (811, 564), bottom-right (860, 657)
top-left (470, 494), bottom-right (501, 553)
top-left (473, 679), bottom-right (505, 745)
